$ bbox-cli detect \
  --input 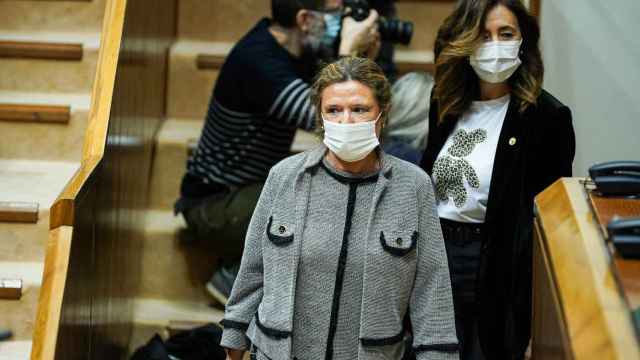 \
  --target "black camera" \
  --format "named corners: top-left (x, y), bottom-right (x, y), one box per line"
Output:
top-left (344, 0), bottom-right (414, 45)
